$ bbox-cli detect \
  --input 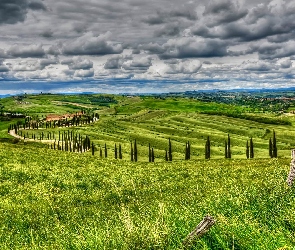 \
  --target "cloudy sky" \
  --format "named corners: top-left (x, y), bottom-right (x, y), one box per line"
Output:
top-left (0, 0), bottom-right (295, 94)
